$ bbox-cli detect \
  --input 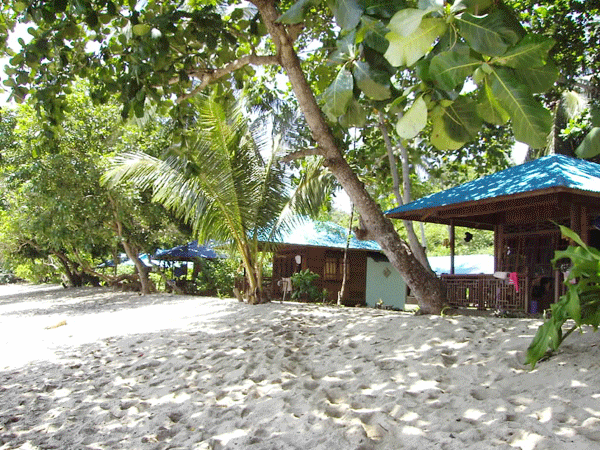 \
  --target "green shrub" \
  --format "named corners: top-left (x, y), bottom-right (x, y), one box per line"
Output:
top-left (194, 258), bottom-right (237, 298)
top-left (291, 269), bottom-right (322, 302)
top-left (526, 226), bottom-right (600, 368)
top-left (14, 261), bottom-right (60, 284)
